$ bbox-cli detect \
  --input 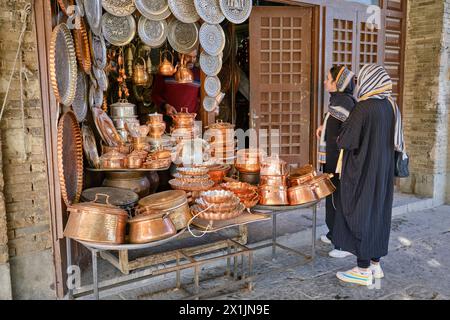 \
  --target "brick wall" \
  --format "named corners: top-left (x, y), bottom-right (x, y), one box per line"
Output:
top-left (0, 0), bottom-right (55, 299)
top-left (400, 0), bottom-right (449, 202)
